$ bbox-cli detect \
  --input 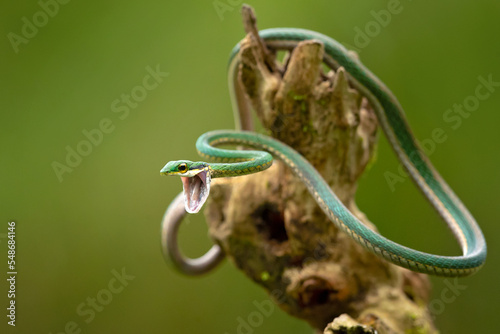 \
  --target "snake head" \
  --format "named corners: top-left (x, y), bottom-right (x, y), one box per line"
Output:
top-left (161, 160), bottom-right (211, 214)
